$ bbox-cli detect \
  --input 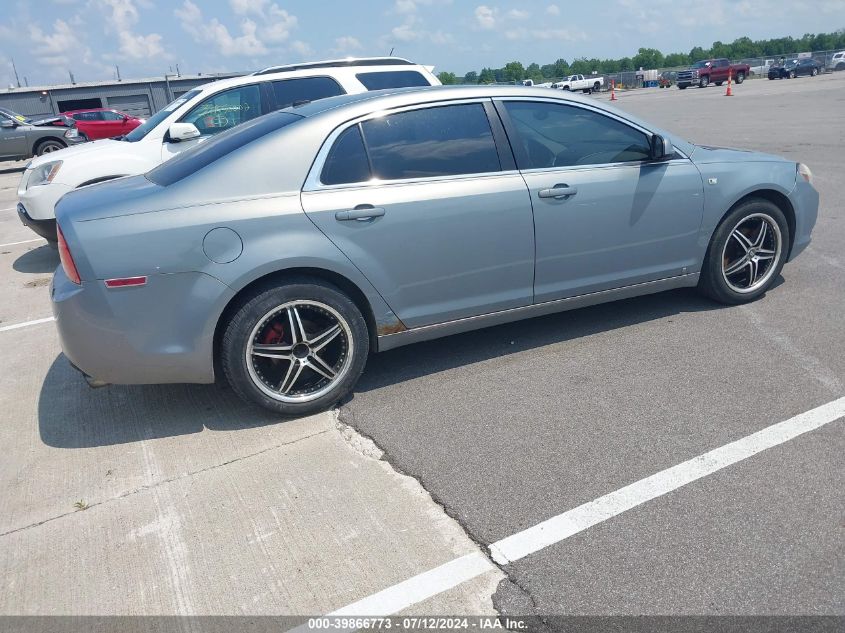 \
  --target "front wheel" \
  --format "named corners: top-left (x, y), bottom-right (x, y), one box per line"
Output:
top-left (735, 72), bottom-right (745, 84)
top-left (221, 279), bottom-right (370, 415)
top-left (698, 199), bottom-right (790, 305)
top-left (789, 71), bottom-right (796, 79)
top-left (811, 68), bottom-right (818, 77)
top-left (35, 139), bottom-right (66, 156)
top-left (699, 76), bottom-right (709, 88)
